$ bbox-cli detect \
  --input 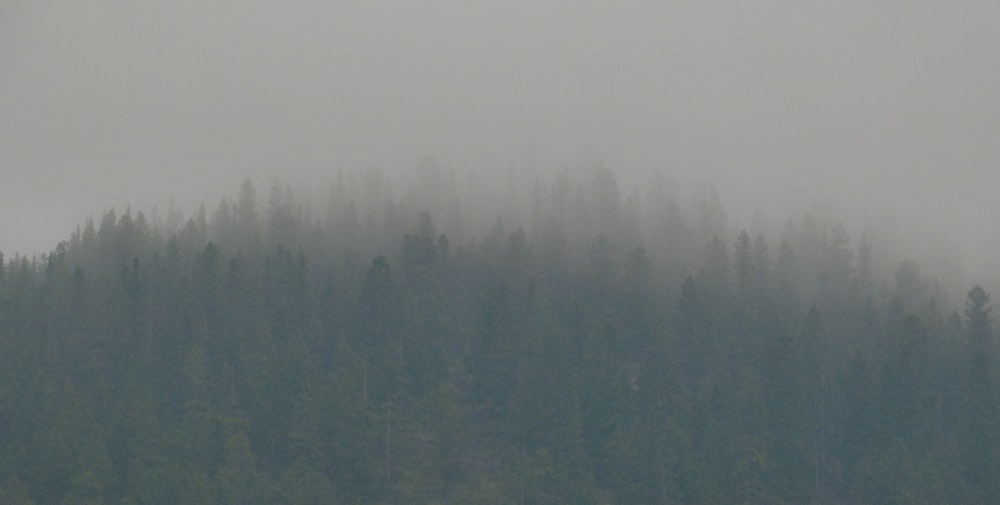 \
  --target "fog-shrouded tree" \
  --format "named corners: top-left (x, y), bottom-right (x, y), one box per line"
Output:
top-left (959, 285), bottom-right (999, 501)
